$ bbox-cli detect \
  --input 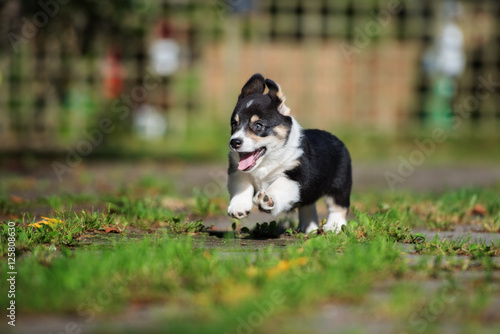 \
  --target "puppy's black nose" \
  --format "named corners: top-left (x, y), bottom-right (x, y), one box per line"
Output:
top-left (230, 138), bottom-right (242, 149)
